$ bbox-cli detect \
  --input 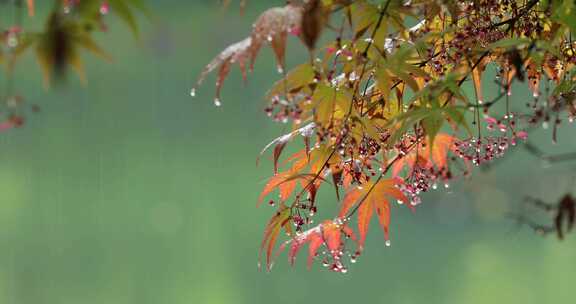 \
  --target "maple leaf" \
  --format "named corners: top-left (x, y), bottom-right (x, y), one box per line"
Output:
top-left (34, 12), bottom-right (112, 87)
top-left (257, 123), bottom-right (316, 174)
top-left (272, 219), bottom-right (357, 271)
top-left (249, 4), bottom-right (303, 70)
top-left (300, 0), bottom-right (327, 50)
top-left (392, 133), bottom-right (459, 177)
top-left (195, 3), bottom-right (303, 101)
top-left (259, 203), bottom-right (292, 271)
top-left (258, 149), bottom-right (313, 206)
top-left (194, 37), bottom-right (252, 103)
top-left (26, 0), bottom-right (35, 16)
top-left (339, 179), bottom-right (408, 247)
